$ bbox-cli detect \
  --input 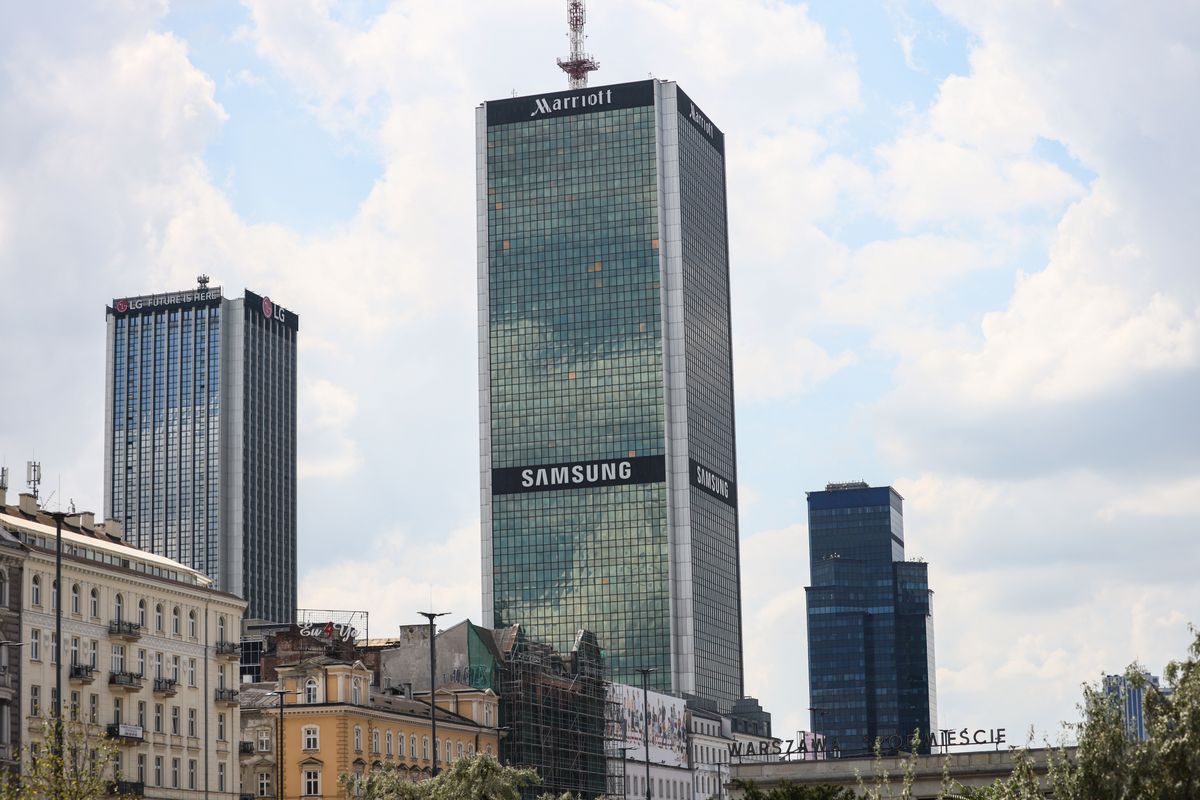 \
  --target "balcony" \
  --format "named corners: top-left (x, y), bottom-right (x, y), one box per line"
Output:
top-left (239, 741), bottom-right (255, 755)
top-left (69, 664), bottom-right (97, 684)
top-left (214, 687), bottom-right (239, 705)
top-left (152, 677), bottom-right (178, 697)
top-left (215, 640), bottom-right (240, 659)
top-left (106, 723), bottom-right (145, 743)
top-left (108, 620), bottom-right (143, 641)
top-left (240, 794), bottom-right (255, 800)
top-left (108, 671), bottom-right (144, 691)
top-left (108, 780), bottom-right (145, 796)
